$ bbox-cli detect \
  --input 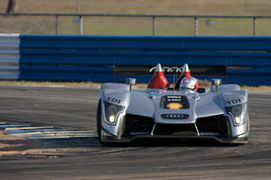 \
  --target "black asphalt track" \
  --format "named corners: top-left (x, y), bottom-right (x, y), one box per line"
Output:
top-left (0, 86), bottom-right (270, 180)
